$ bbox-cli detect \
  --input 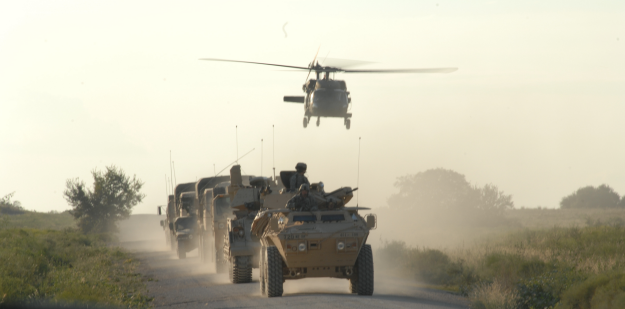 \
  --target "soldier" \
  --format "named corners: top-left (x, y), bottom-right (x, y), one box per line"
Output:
top-left (290, 162), bottom-right (310, 192)
top-left (286, 184), bottom-right (318, 211)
